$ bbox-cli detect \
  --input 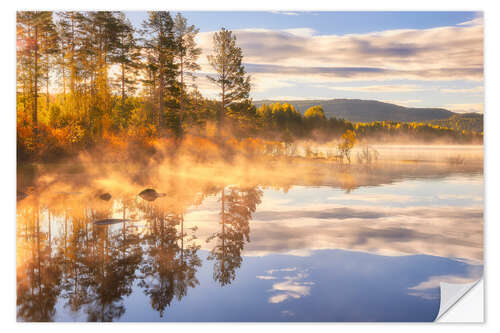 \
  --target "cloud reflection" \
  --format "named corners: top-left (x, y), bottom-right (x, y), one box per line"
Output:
top-left (262, 269), bottom-right (315, 304)
top-left (187, 201), bottom-right (483, 264)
